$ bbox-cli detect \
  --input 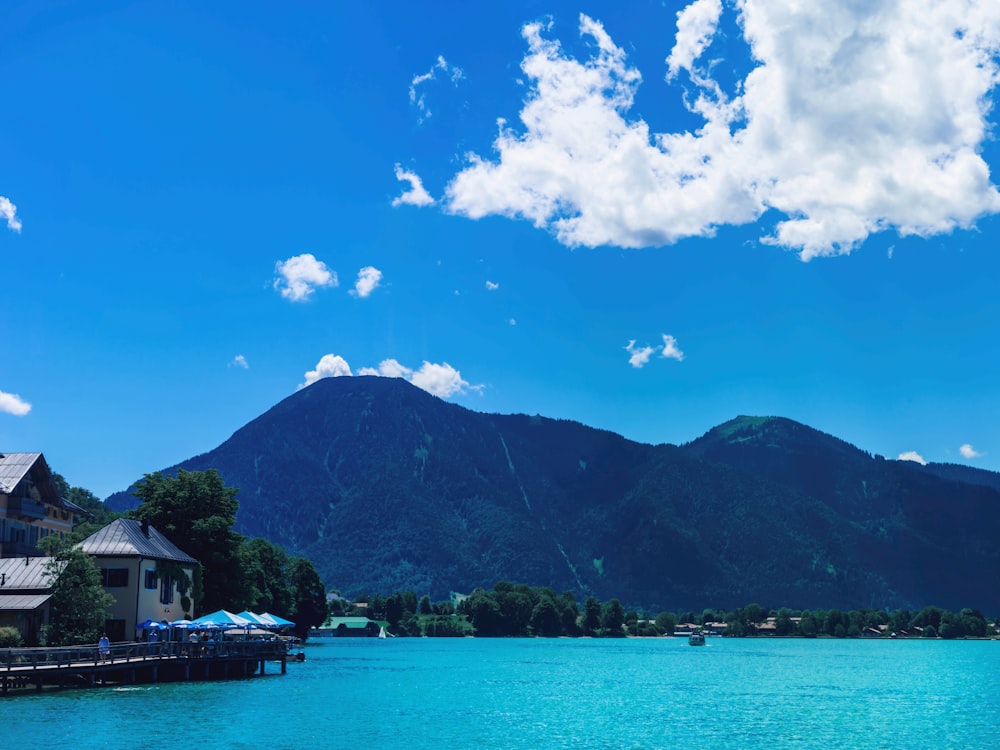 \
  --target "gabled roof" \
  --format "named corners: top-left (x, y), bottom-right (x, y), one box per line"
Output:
top-left (0, 452), bottom-right (46, 494)
top-left (78, 518), bottom-right (198, 565)
top-left (0, 555), bottom-right (57, 590)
